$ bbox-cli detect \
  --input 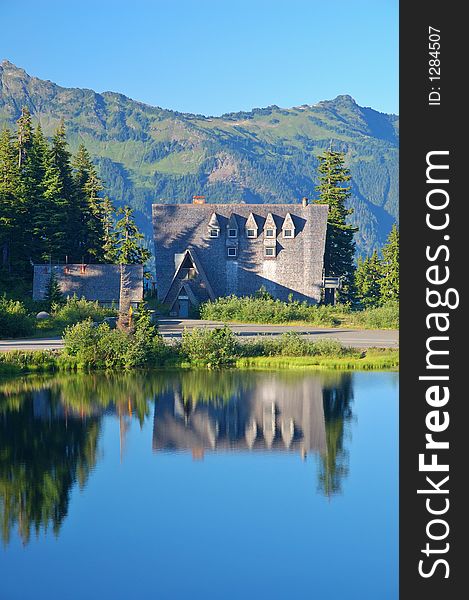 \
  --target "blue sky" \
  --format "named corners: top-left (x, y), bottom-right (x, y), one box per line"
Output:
top-left (3, 0), bottom-right (398, 116)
